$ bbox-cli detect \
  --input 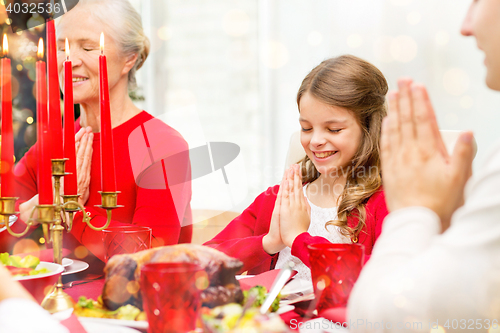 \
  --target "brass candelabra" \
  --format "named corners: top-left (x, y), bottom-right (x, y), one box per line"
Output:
top-left (0, 158), bottom-right (121, 313)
